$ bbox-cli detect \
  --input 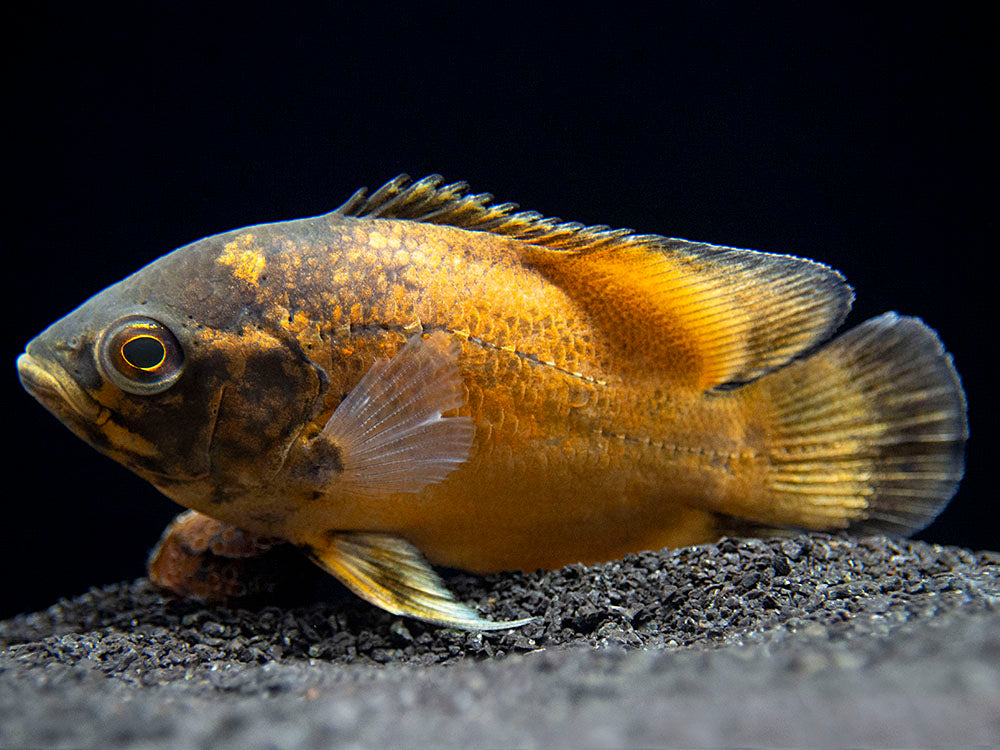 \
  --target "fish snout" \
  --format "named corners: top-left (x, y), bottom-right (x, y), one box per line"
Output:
top-left (17, 350), bottom-right (102, 422)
